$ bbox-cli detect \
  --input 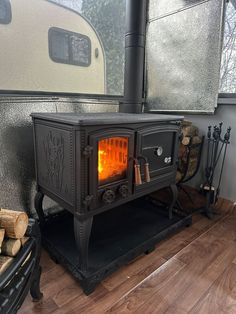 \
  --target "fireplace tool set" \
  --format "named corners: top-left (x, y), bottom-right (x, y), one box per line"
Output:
top-left (202, 122), bottom-right (231, 218)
